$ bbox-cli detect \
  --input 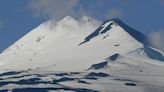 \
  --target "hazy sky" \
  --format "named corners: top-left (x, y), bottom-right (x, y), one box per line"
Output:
top-left (0, 0), bottom-right (164, 52)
